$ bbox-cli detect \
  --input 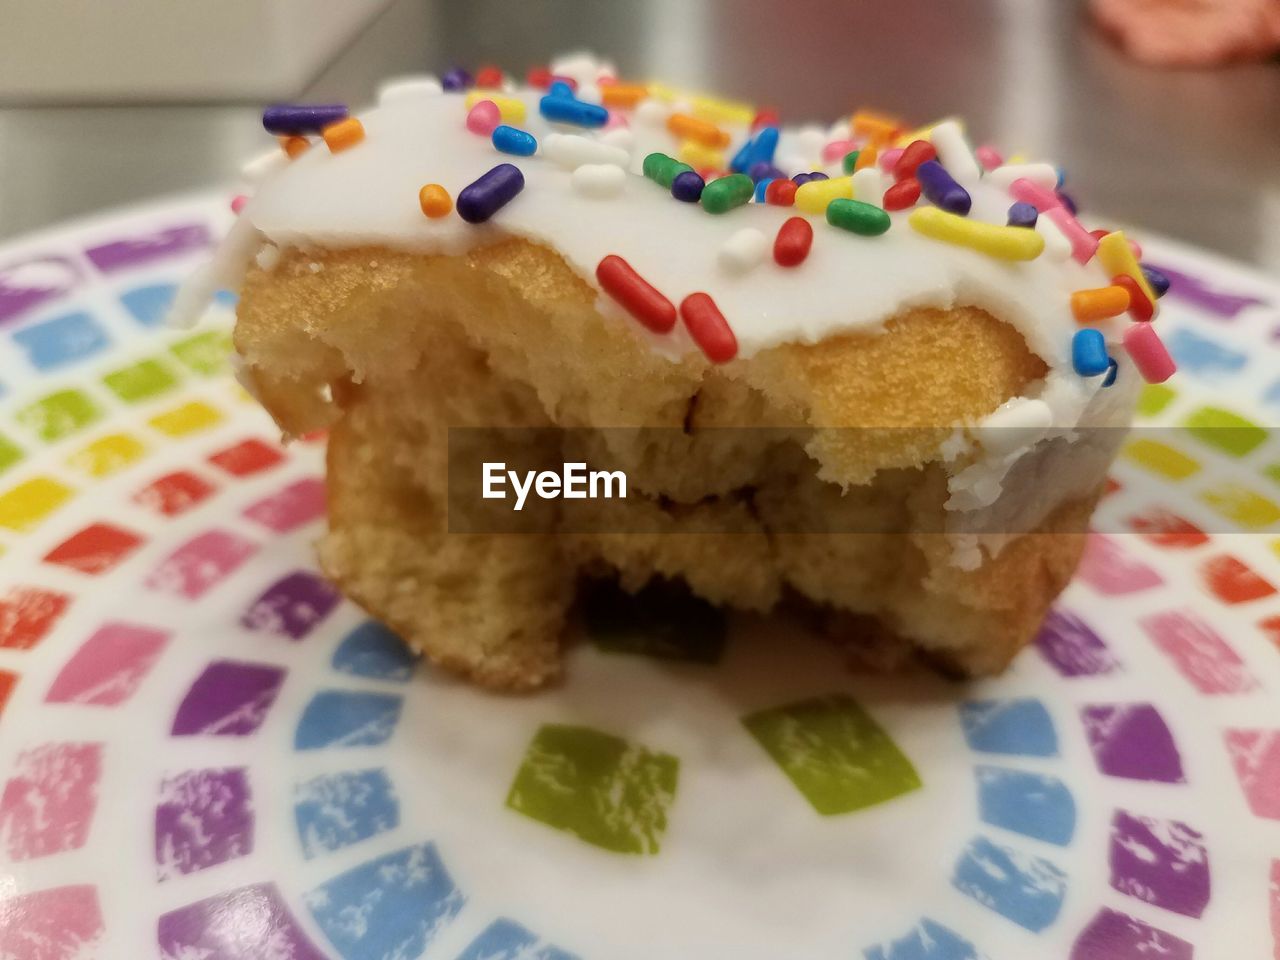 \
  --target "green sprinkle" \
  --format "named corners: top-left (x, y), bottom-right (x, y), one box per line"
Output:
top-left (643, 152), bottom-right (690, 188)
top-left (826, 197), bottom-right (891, 236)
top-left (842, 150), bottom-right (860, 174)
top-left (700, 174), bottom-right (753, 214)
